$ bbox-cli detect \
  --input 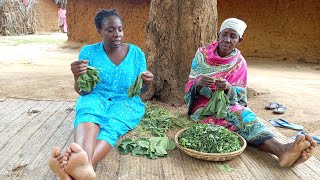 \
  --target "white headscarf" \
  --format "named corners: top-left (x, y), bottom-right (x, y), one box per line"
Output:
top-left (219, 18), bottom-right (247, 38)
